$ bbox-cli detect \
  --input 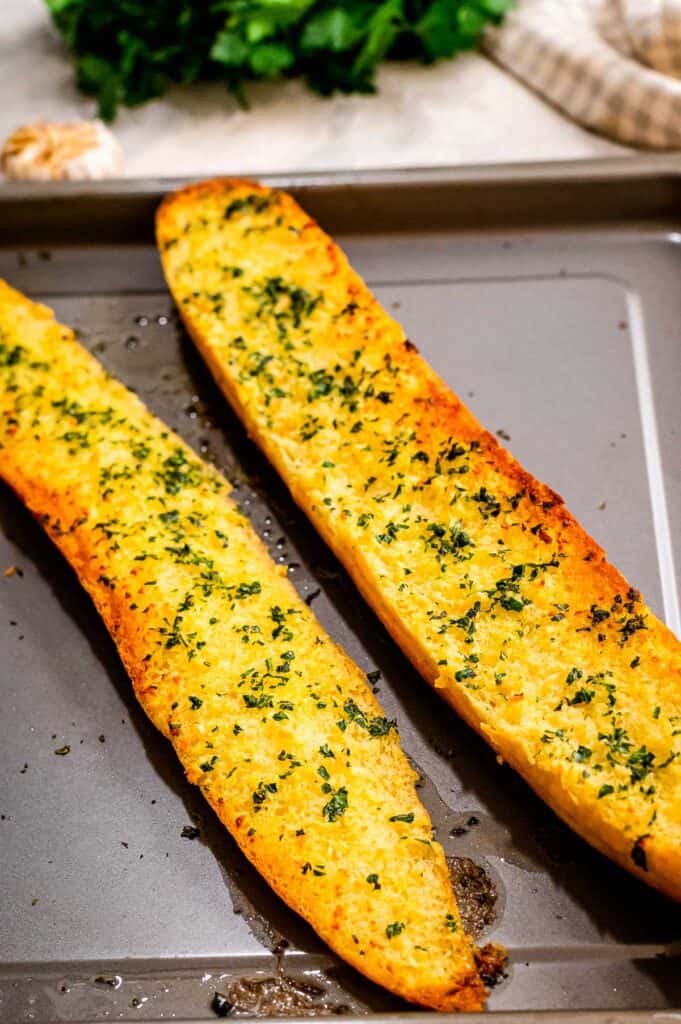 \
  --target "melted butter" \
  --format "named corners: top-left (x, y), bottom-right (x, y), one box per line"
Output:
top-left (446, 855), bottom-right (498, 939)
top-left (214, 973), bottom-right (352, 1017)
